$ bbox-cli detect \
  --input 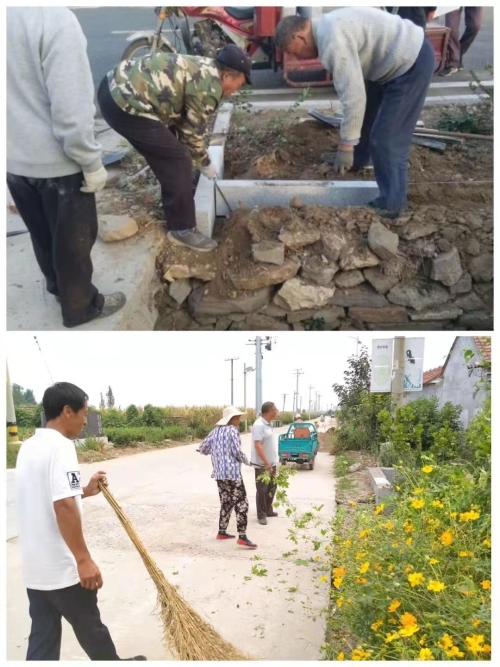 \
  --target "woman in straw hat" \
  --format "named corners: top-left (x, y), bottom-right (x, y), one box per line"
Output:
top-left (198, 406), bottom-right (257, 549)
